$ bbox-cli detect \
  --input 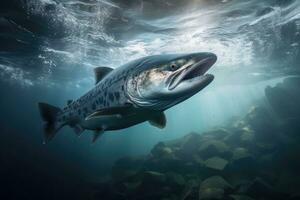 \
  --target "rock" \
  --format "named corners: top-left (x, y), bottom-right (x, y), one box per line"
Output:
top-left (279, 118), bottom-right (300, 139)
top-left (230, 146), bottom-right (256, 171)
top-left (240, 129), bottom-right (255, 144)
top-left (224, 126), bottom-right (255, 148)
top-left (199, 176), bottom-right (233, 200)
top-left (237, 177), bottom-right (274, 198)
top-left (265, 77), bottom-right (300, 119)
top-left (223, 131), bottom-right (242, 147)
top-left (226, 155), bottom-right (257, 180)
top-left (256, 154), bottom-right (277, 181)
top-left (203, 157), bottom-right (229, 171)
top-left (243, 106), bottom-right (277, 142)
top-left (176, 132), bottom-right (203, 161)
top-left (200, 176), bottom-right (233, 190)
top-left (181, 179), bottom-right (199, 200)
top-left (133, 171), bottom-right (168, 198)
top-left (202, 128), bottom-right (231, 140)
top-left (198, 140), bottom-right (231, 160)
top-left (166, 172), bottom-right (186, 187)
top-left (111, 156), bottom-right (145, 181)
top-left (143, 171), bottom-right (166, 184)
top-left (151, 142), bottom-right (174, 159)
top-left (232, 147), bottom-right (251, 161)
top-left (100, 90), bottom-right (300, 199)
top-left (123, 180), bottom-right (142, 191)
top-left (199, 187), bottom-right (224, 200)
top-left (275, 171), bottom-right (300, 196)
top-left (230, 194), bottom-right (254, 200)
top-left (255, 142), bottom-right (277, 153)
top-left (193, 154), bottom-right (204, 164)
